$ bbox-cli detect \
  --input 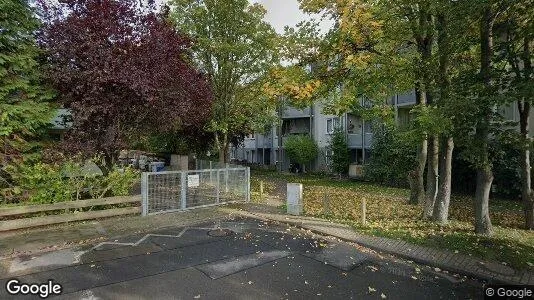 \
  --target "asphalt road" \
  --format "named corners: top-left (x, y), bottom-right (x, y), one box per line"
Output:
top-left (0, 217), bottom-right (484, 299)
